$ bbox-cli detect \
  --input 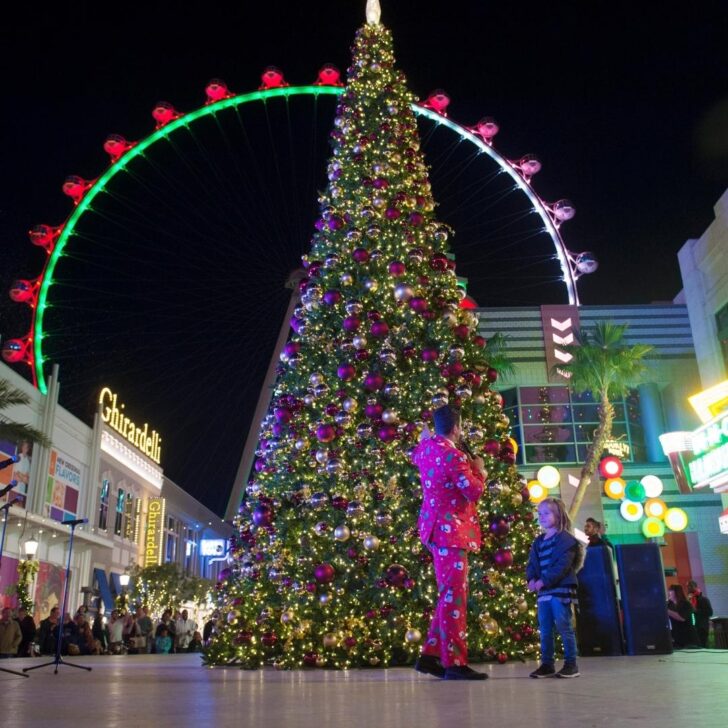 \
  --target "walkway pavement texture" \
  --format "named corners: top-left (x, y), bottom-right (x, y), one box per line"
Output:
top-left (2, 651), bottom-right (726, 727)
